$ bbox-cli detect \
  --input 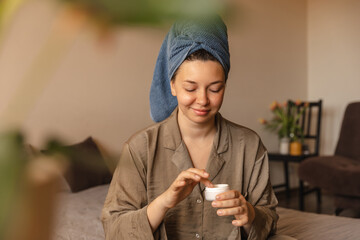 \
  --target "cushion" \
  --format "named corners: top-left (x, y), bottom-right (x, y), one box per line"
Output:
top-left (43, 137), bottom-right (112, 193)
top-left (298, 155), bottom-right (360, 197)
